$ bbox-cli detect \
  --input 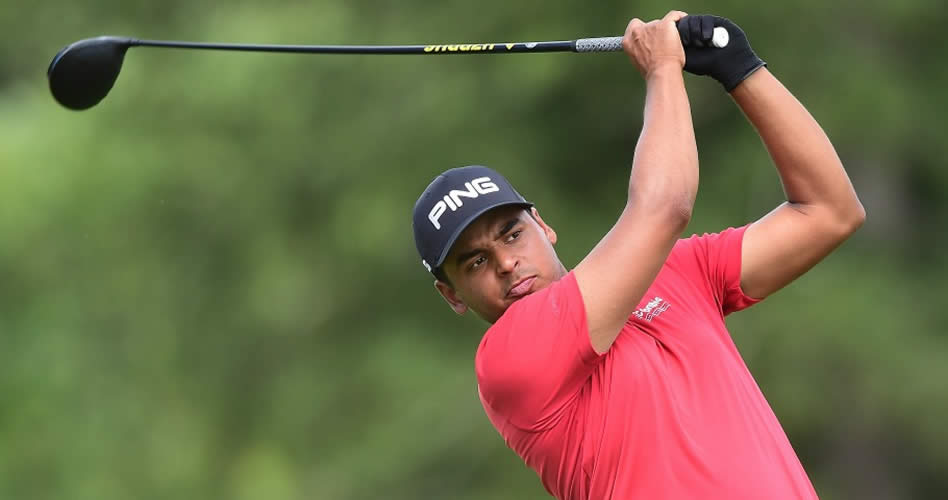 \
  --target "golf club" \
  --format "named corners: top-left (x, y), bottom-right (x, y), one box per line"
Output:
top-left (48, 27), bottom-right (729, 111)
